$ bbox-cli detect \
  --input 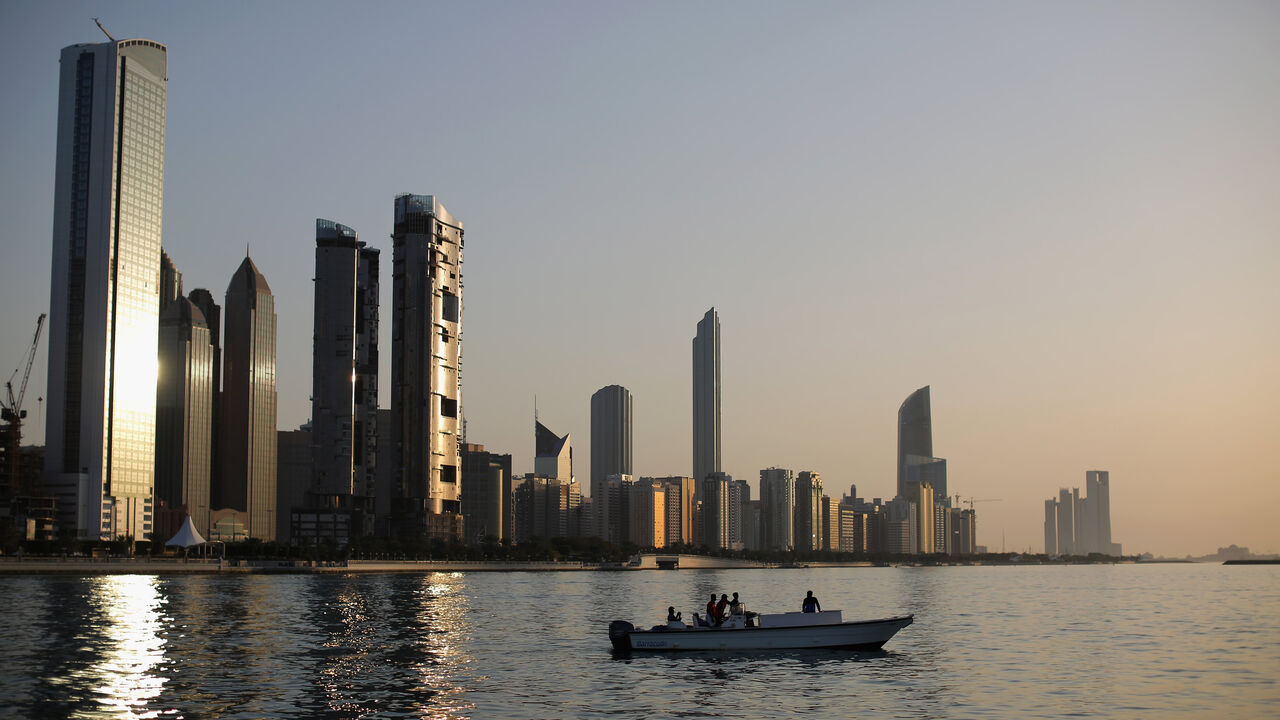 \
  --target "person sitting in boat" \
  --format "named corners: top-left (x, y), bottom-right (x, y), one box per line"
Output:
top-left (667, 606), bottom-right (682, 622)
top-left (692, 612), bottom-right (710, 627)
top-left (802, 590), bottom-right (821, 613)
top-left (728, 592), bottom-right (743, 615)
